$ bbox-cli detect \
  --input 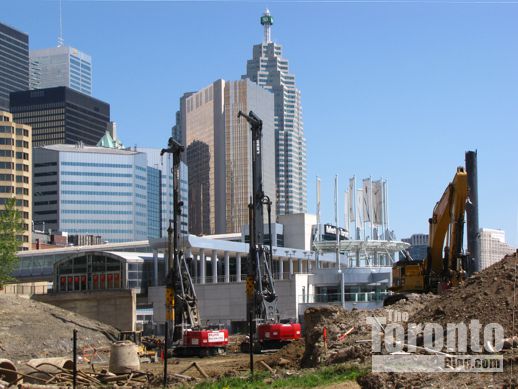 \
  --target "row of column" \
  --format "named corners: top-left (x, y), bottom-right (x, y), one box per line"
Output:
top-left (184, 249), bottom-right (309, 284)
